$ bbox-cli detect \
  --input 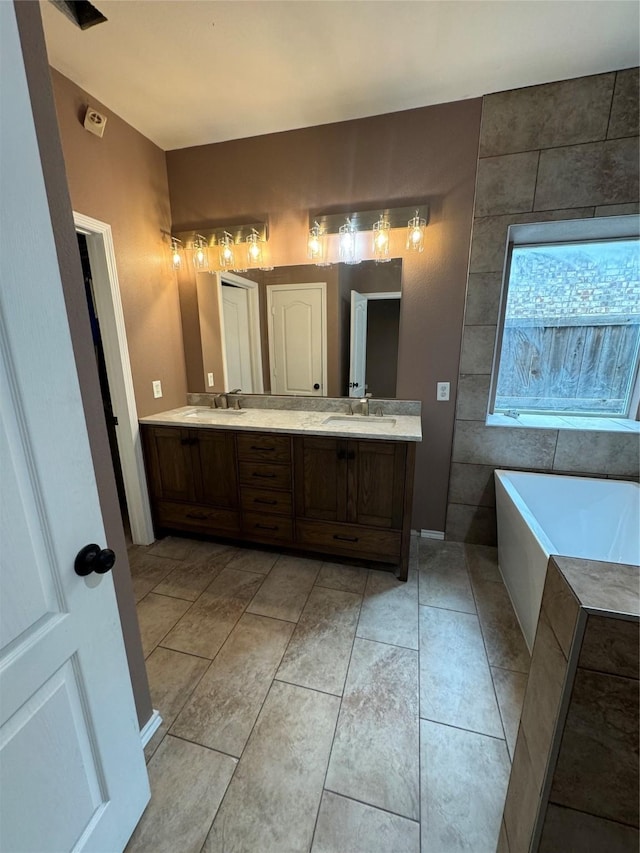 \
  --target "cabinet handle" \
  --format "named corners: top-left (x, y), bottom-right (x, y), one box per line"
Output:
top-left (337, 450), bottom-right (346, 460)
top-left (254, 498), bottom-right (277, 505)
top-left (186, 511), bottom-right (209, 520)
top-left (255, 523), bottom-right (277, 531)
top-left (334, 534), bottom-right (359, 543)
top-left (251, 445), bottom-right (274, 452)
top-left (347, 451), bottom-right (355, 460)
top-left (252, 472), bottom-right (276, 479)
top-left (182, 437), bottom-right (198, 446)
